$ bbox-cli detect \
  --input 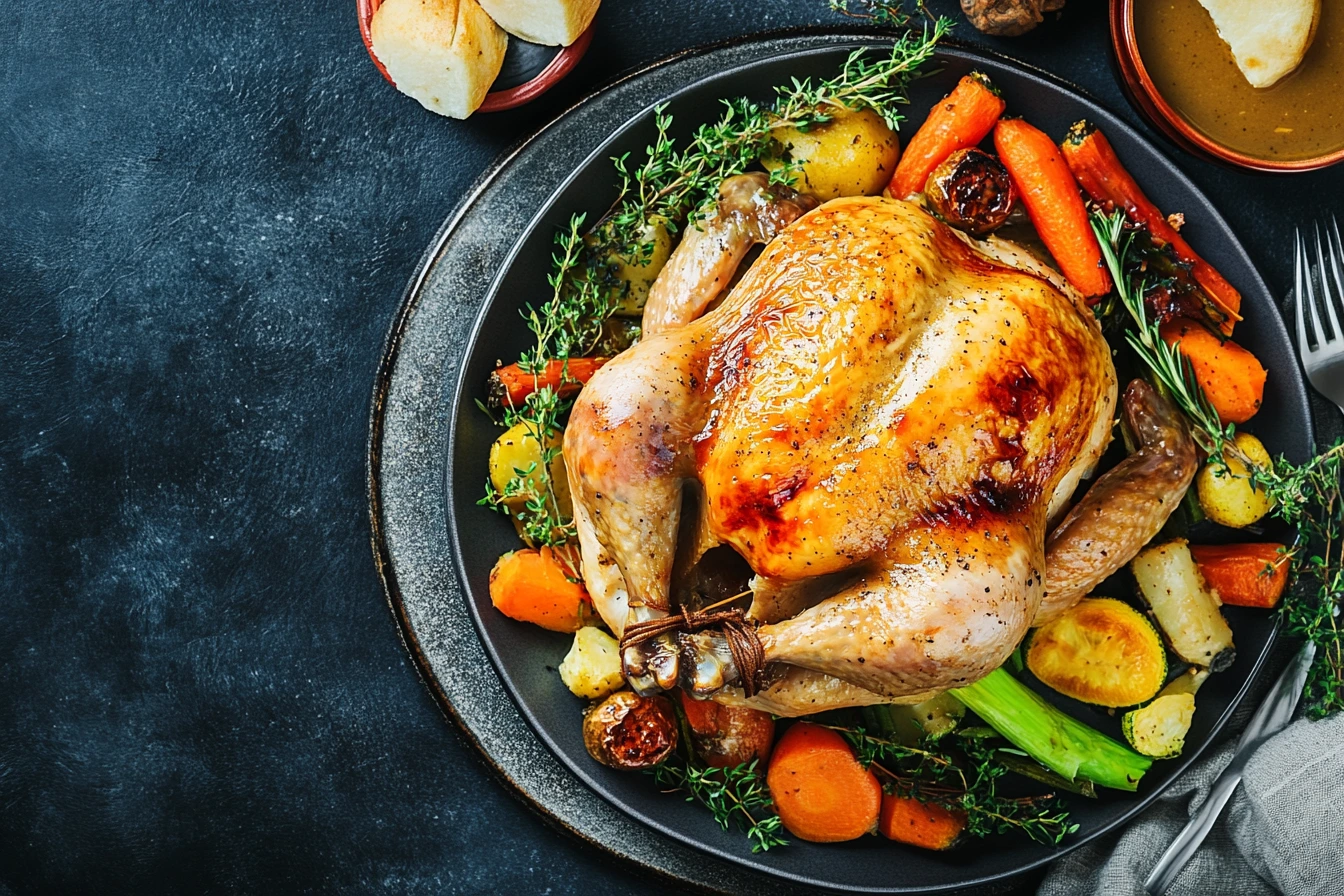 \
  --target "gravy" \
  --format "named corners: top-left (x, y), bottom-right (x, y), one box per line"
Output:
top-left (1134, 0), bottom-right (1344, 161)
